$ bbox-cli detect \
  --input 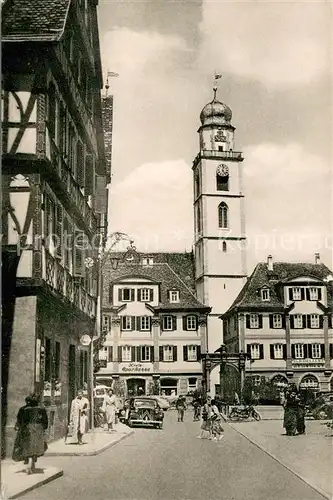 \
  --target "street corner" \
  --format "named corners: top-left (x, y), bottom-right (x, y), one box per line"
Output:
top-left (1, 463), bottom-right (63, 499)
